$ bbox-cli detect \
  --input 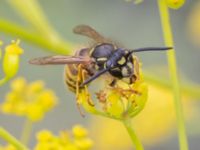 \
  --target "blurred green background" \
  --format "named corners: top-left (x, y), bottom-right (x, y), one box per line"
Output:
top-left (0, 0), bottom-right (200, 149)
